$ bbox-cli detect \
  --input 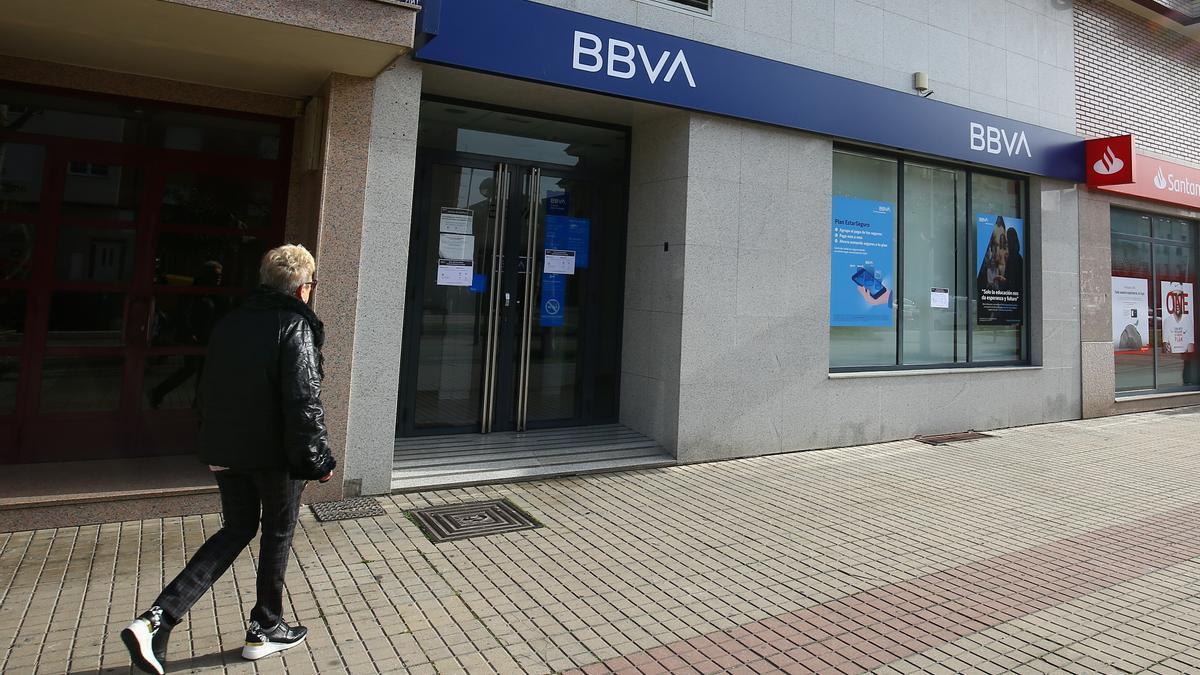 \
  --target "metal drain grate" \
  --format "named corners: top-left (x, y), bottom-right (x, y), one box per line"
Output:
top-left (310, 497), bottom-right (386, 522)
top-left (915, 431), bottom-right (993, 445)
top-left (407, 499), bottom-right (541, 544)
